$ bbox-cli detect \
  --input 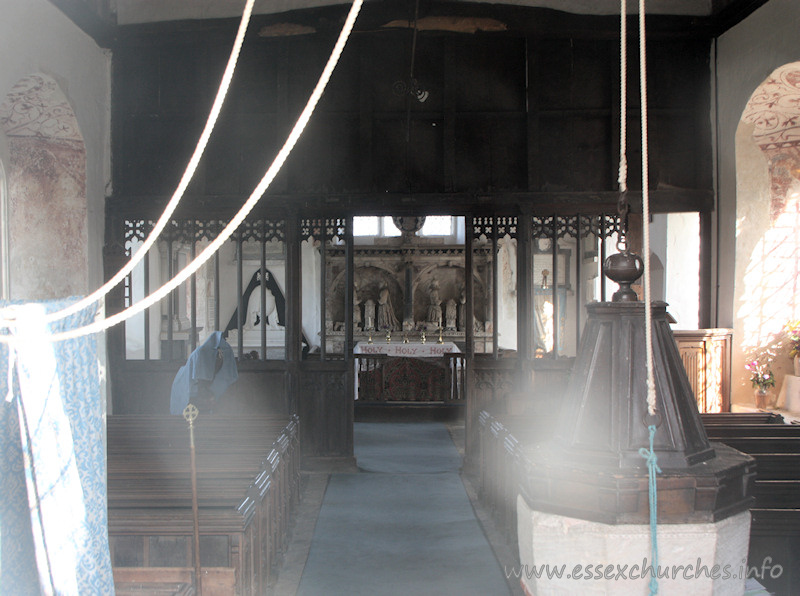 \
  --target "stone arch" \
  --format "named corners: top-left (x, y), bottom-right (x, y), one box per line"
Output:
top-left (0, 73), bottom-right (87, 299)
top-left (741, 61), bottom-right (800, 220)
top-left (732, 62), bottom-right (800, 403)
